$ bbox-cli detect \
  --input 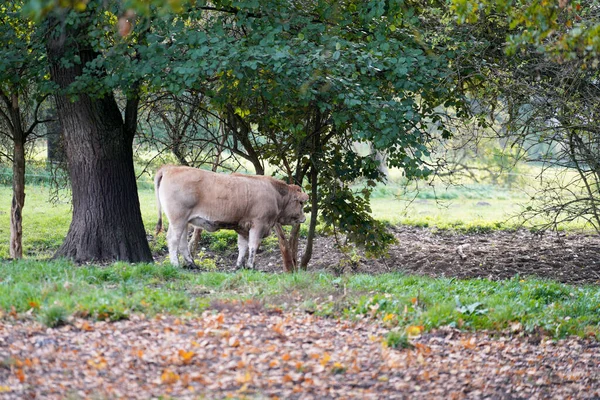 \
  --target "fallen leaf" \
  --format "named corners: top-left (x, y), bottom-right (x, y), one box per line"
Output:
top-left (406, 325), bottom-right (424, 337)
top-left (87, 357), bottom-right (107, 370)
top-left (15, 369), bottom-right (25, 383)
top-left (461, 338), bottom-right (477, 350)
top-left (273, 322), bottom-right (285, 336)
top-left (161, 369), bottom-right (180, 385)
top-left (320, 352), bottom-right (331, 366)
top-left (178, 349), bottom-right (195, 364)
top-left (80, 321), bottom-right (94, 332)
top-left (383, 313), bottom-right (395, 322)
